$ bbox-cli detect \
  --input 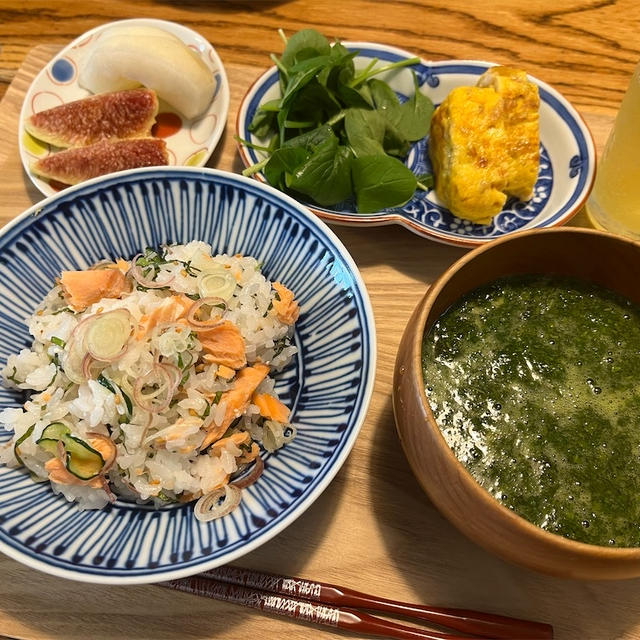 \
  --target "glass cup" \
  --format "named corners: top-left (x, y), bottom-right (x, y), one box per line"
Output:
top-left (586, 63), bottom-right (640, 240)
